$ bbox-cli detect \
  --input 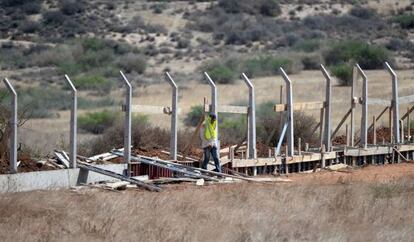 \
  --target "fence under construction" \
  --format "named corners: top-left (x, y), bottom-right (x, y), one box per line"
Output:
top-left (2, 62), bottom-right (414, 178)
